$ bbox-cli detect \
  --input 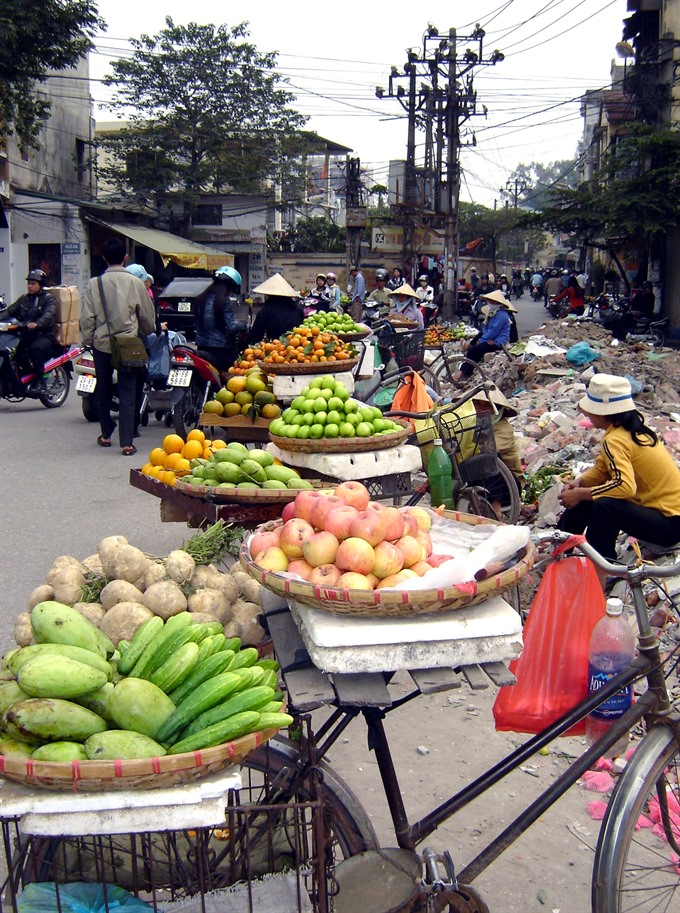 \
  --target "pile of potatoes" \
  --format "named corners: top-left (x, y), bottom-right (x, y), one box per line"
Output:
top-left (14, 536), bottom-right (265, 651)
